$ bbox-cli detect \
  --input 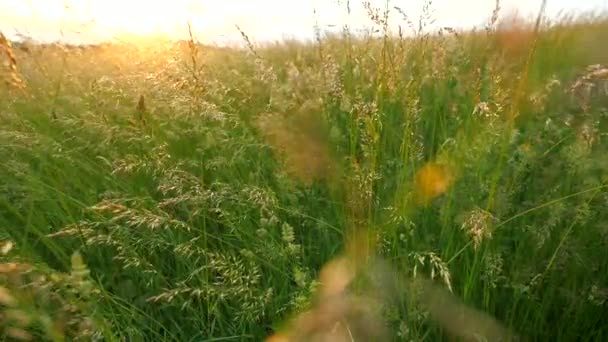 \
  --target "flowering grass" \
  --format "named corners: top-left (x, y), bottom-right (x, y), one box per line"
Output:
top-left (1, 3), bottom-right (608, 341)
